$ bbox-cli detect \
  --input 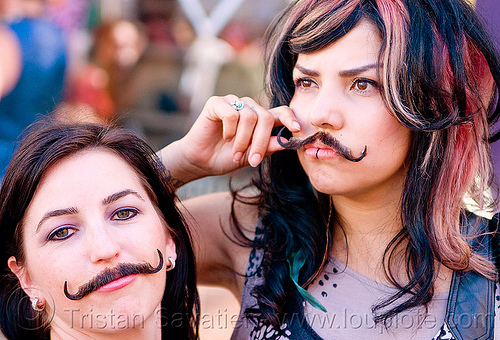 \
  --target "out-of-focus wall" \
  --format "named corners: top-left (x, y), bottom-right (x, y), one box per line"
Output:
top-left (475, 0), bottom-right (500, 200)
